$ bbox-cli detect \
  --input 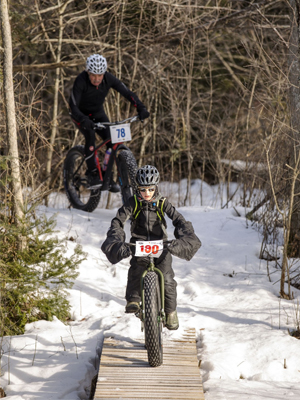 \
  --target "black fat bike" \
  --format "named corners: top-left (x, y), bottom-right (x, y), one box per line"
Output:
top-left (63, 115), bottom-right (139, 212)
top-left (128, 240), bottom-right (171, 367)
